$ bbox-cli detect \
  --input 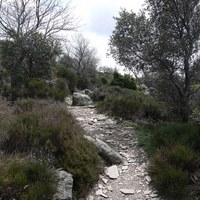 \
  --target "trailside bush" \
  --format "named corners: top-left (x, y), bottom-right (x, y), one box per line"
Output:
top-left (150, 123), bottom-right (200, 152)
top-left (0, 156), bottom-right (57, 200)
top-left (96, 86), bottom-right (162, 121)
top-left (1, 99), bottom-right (101, 198)
top-left (149, 145), bottom-right (197, 200)
top-left (110, 71), bottom-right (136, 90)
top-left (148, 123), bottom-right (200, 199)
top-left (26, 79), bottom-right (68, 101)
top-left (56, 65), bottom-right (78, 93)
